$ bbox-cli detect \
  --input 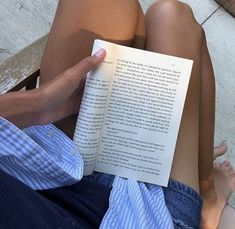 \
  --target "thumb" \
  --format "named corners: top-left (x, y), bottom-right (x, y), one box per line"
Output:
top-left (72, 49), bottom-right (106, 77)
